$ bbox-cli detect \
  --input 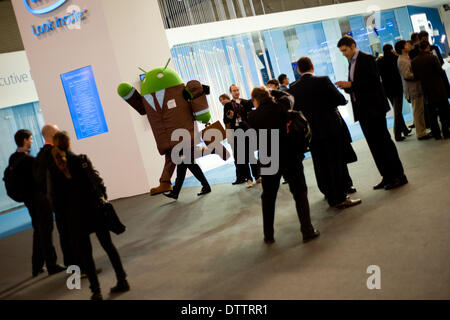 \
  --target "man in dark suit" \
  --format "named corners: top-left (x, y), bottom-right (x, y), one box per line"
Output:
top-left (34, 124), bottom-right (75, 267)
top-left (377, 44), bottom-right (411, 141)
top-left (223, 84), bottom-right (260, 188)
top-left (336, 36), bottom-right (407, 190)
top-left (411, 41), bottom-right (450, 139)
top-left (289, 57), bottom-right (361, 209)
